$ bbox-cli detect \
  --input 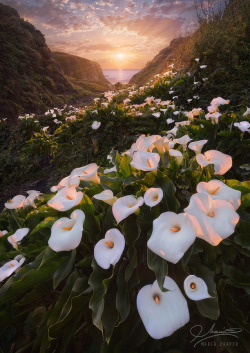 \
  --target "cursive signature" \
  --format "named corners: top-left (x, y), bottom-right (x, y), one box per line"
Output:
top-left (190, 323), bottom-right (242, 347)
